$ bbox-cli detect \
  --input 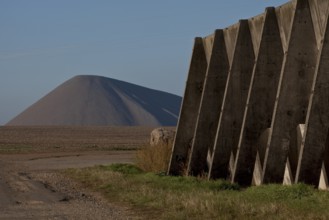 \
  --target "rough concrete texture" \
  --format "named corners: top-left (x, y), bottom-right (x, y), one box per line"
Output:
top-left (207, 20), bottom-right (255, 181)
top-left (232, 8), bottom-right (283, 185)
top-left (167, 38), bottom-right (207, 176)
top-left (262, 0), bottom-right (318, 185)
top-left (187, 30), bottom-right (229, 176)
top-left (168, 0), bottom-right (329, 188)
